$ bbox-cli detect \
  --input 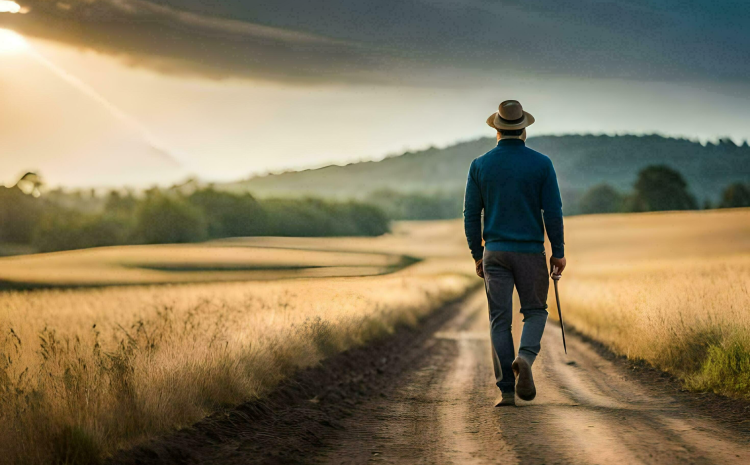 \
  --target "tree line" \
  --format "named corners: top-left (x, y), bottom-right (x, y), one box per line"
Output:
top-left (1, 165), bottom-right (747, 254)
top-left (0, 176), bottom-right (390, 253)
top-left (577, 165), bottom-right (750, 214)
top-left (365, 189), bottom-right (463, 221)
top-left (365, 164), bottom-right (750, 219)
